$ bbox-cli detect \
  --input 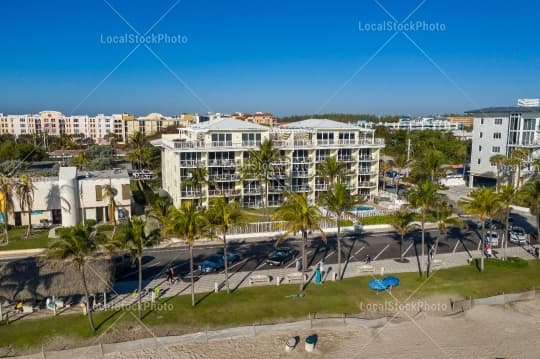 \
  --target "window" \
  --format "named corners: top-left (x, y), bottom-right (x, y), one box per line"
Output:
top-left (95, 185), bottom-right (103, 201)
top-left (122, 184), bottom-right (130, 200)
top-left (494, 118), bottom-right (503, 125)
top-left (477, 159), bottom-right (481, 165)
top-left (211, 133), bottom-right (232, 145)
top-left (478, 145), bottom-right (482, 152)
top-left (479, 132), bottom-right (483, 138)
top-left (480, 118), bottom-right (484, 125)
top-left (242, 133), bottom-right (261, 144)
top-left (493, 132), bottom-right (502, 139)
top-left (492, 146), bottom-right (500, 153)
